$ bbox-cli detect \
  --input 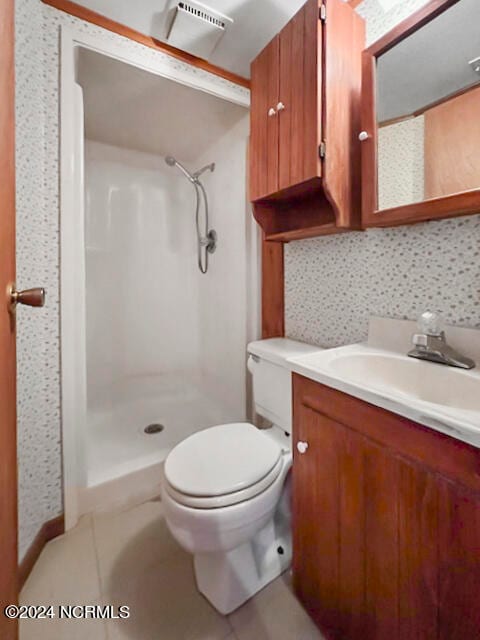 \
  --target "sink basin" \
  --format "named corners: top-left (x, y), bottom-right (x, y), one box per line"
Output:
top-left (288, 342), bottom-right (480, 445)
top-left (328, 353), bottom-right (480, 411)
